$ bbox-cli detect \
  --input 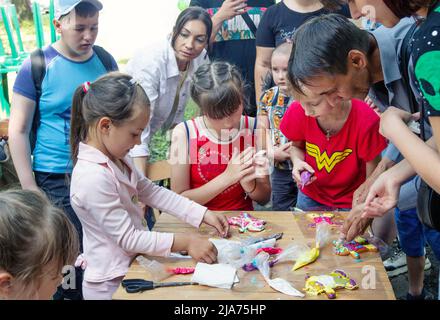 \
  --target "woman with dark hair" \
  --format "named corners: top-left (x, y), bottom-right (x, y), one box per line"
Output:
top-left (126, 7), bottom-right (211, 175)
